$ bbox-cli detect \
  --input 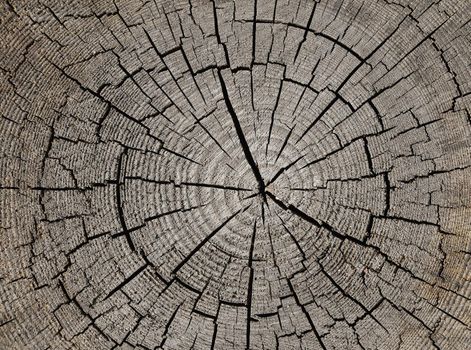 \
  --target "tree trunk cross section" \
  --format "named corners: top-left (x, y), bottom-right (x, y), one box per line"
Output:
top-left (0, 0), bottom-right (470, 349)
